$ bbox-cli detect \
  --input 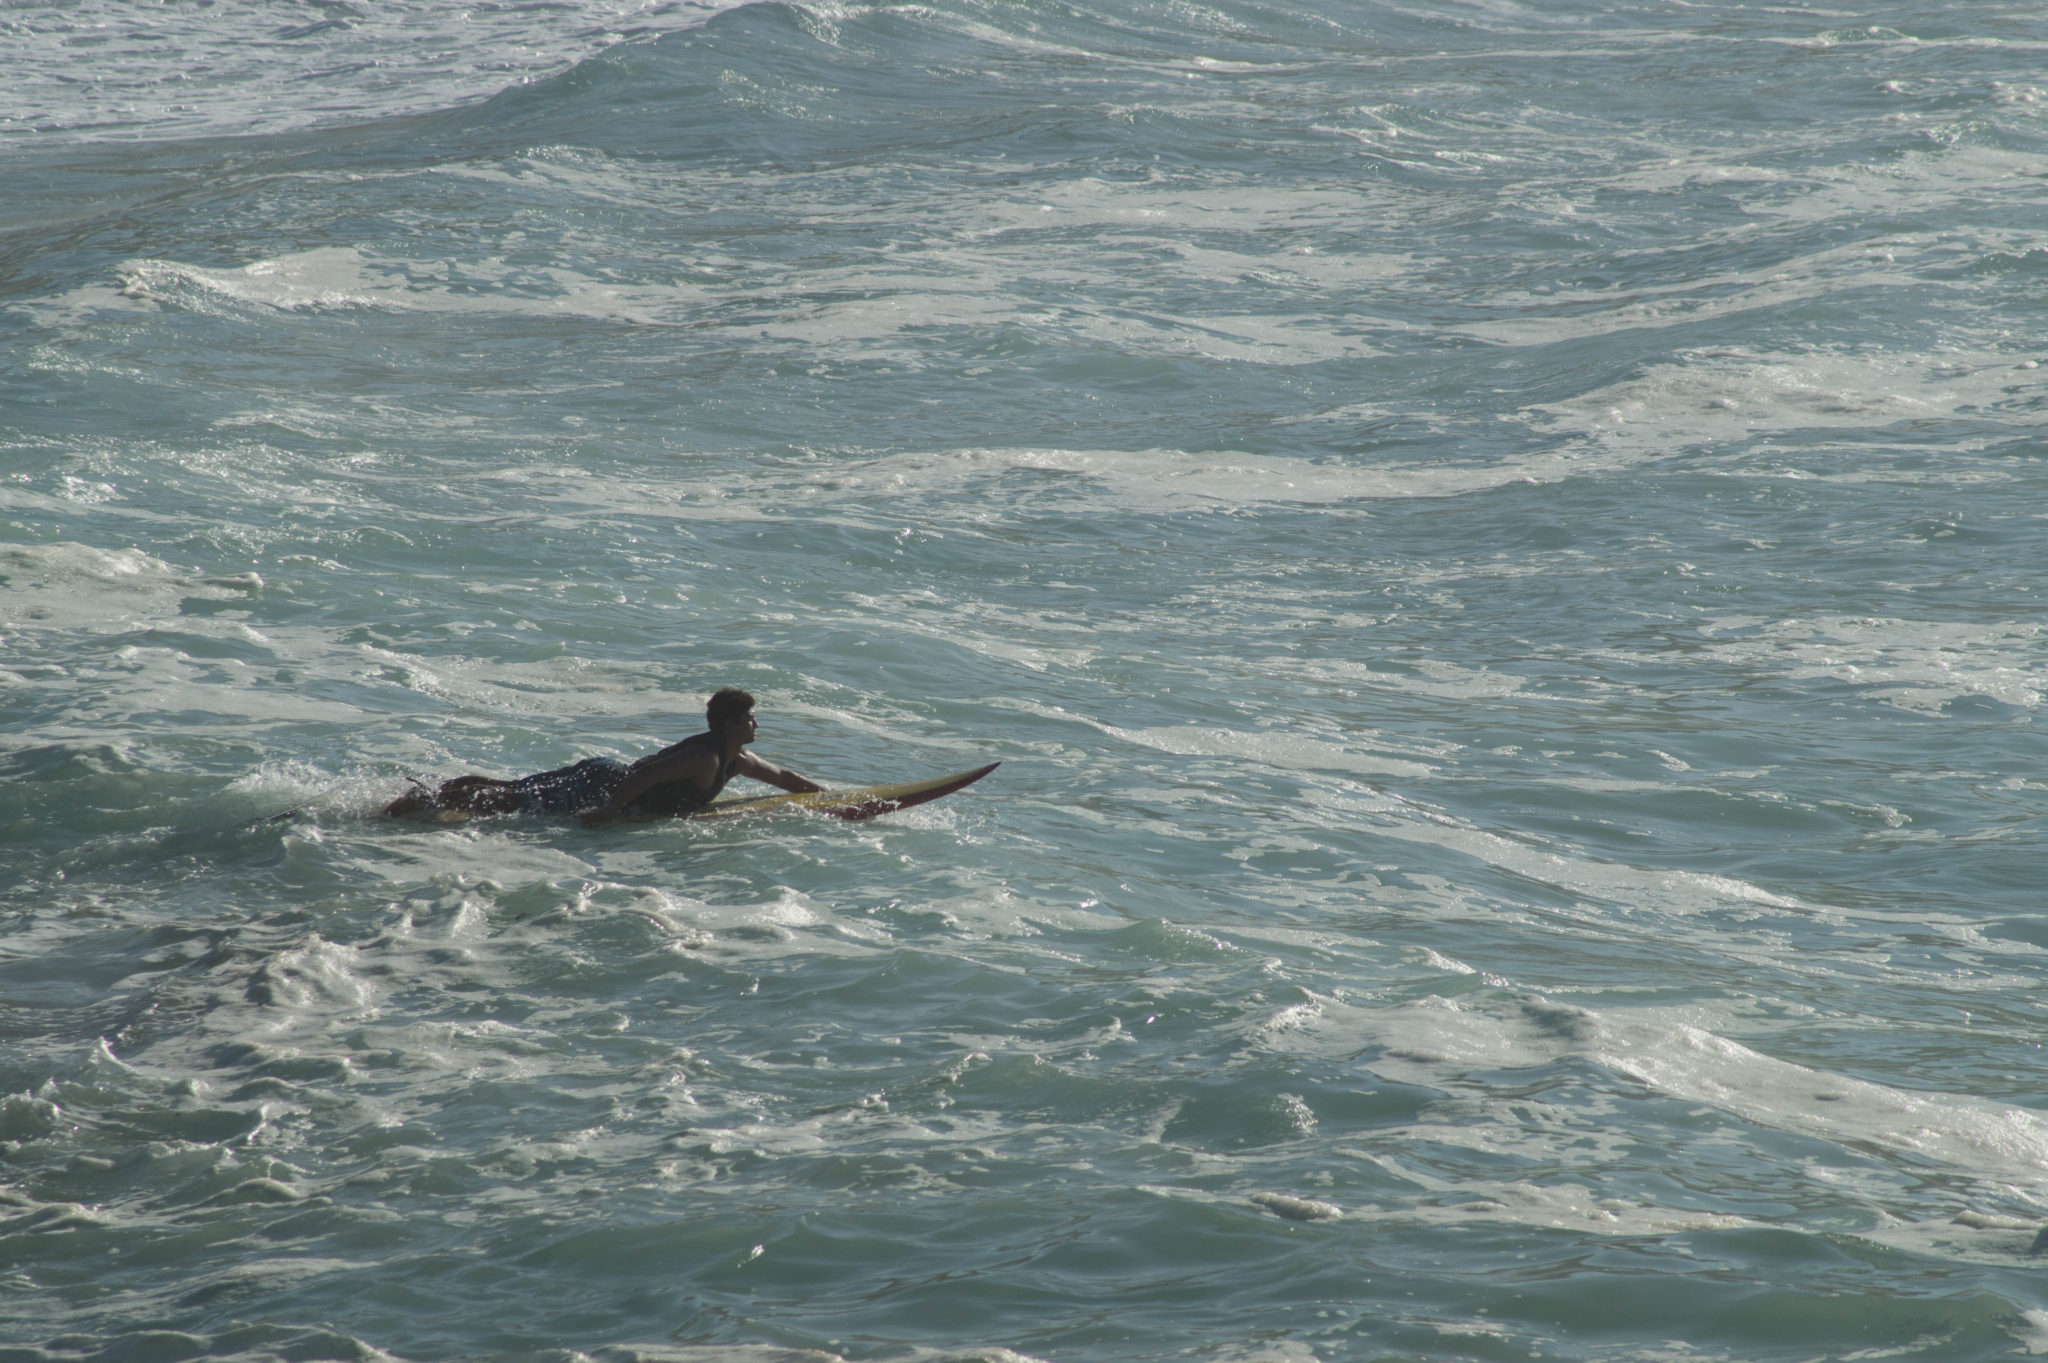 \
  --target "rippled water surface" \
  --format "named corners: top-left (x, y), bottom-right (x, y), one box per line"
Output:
top-left (6, 2), bottom-right (2048, 1360)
